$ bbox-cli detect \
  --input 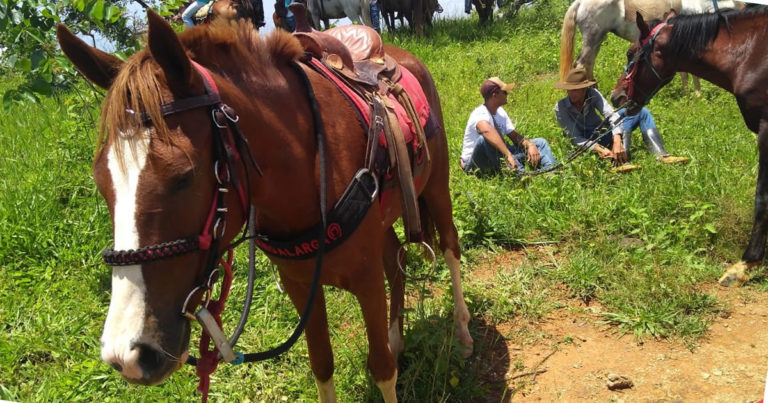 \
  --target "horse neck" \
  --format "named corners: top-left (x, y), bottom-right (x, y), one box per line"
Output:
top-left (673, 11), bottom-right (768, 93)
top-left (211, 61), bottom-right (324, 236)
